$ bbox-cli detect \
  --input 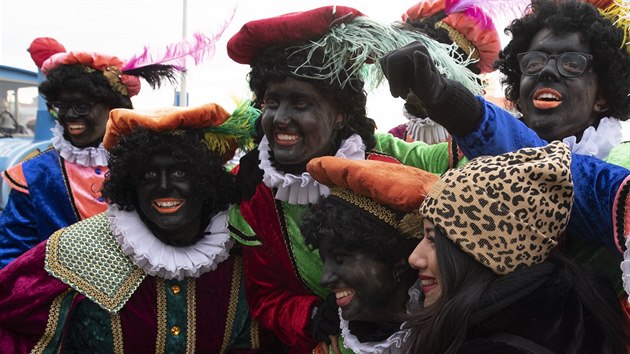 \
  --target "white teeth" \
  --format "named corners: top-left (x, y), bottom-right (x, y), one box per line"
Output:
top-left (420, 279), bottom-right (437, 286)
top-left (277, 133), bottom-right (299, 141)
top-left (68, 124), bottom-right (85, 129)
top-left (335, 289), bottom-right (354, 299)
top-left (535, 93), bottom-right (560, 101)
top-left (155, 201), bottom-right (182, 207)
